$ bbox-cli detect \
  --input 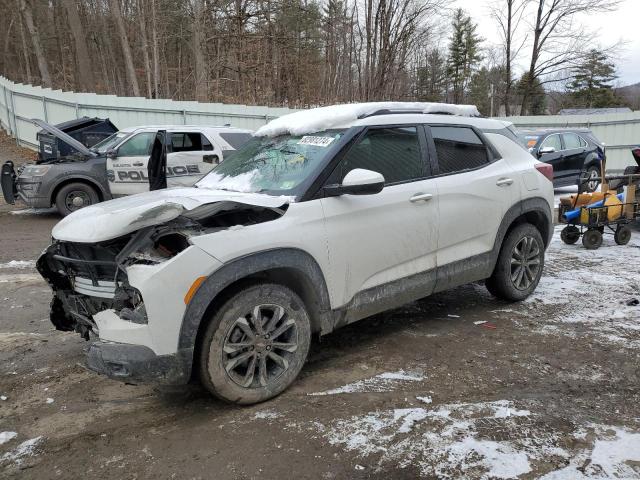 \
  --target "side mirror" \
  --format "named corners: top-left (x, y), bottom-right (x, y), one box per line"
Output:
top-left (538, 146), bottom-right (555, 156)
top-left (106, 149), bottom-right (117, 159)
top-left (323, 168), bottom-right (385, 197)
